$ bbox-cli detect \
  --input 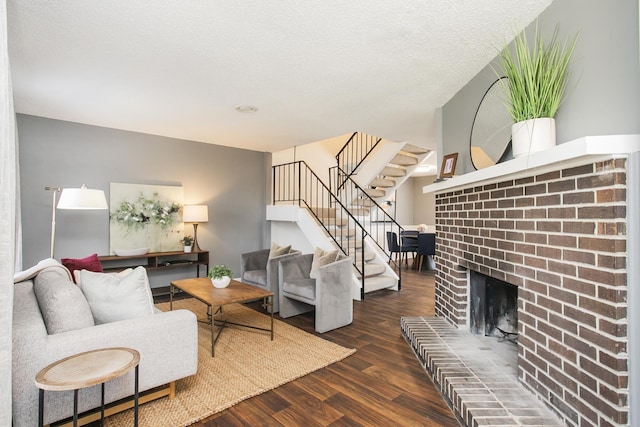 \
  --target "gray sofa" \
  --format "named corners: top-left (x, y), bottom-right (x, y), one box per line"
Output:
top-left (240, 247), bottom-right (301, 313)
top-left (278, 253), bottom-right (353, 333)
top-left (12, 264), bottom-right (198, 426)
